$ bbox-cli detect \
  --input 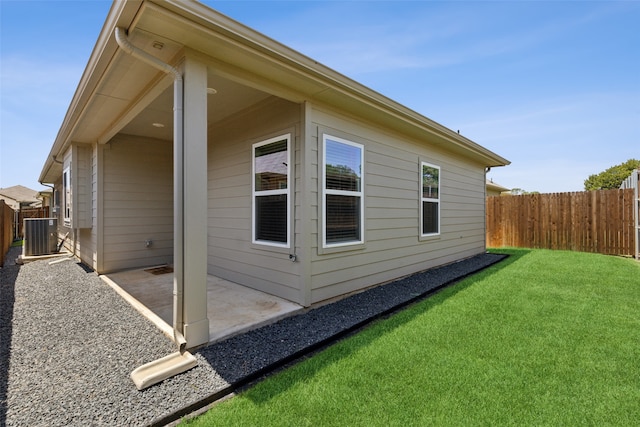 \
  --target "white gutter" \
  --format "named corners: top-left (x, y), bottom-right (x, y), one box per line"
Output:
top-left (115, 27), bottom-right (195, 390)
